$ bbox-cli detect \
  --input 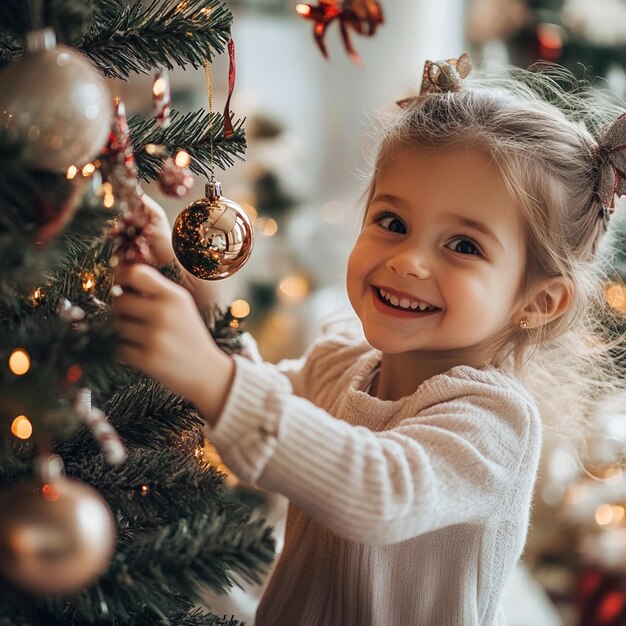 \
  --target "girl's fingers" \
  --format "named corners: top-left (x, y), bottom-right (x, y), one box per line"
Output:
top-left (116, 341), bottom-right (147, 369)
top-left (113, 263), bottom-right (172, 298)
top-left (112, 288), bottom-right (157, 322)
